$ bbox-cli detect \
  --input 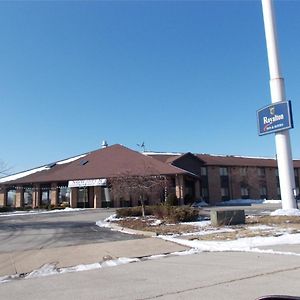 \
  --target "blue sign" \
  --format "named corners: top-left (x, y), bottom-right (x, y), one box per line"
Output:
top-left (257, 101), bottom-right (293, 136)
